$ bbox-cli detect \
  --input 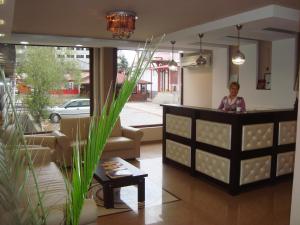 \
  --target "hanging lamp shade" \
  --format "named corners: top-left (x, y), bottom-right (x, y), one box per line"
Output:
top-left (168, 40), bottom-right (178, 71)
top-left (196, 33), bottom-right (207, 65)
top-left (106, 10), bottom-right (137, 39)
top-left (232, 24), bottom-right (246, 65)
top-left (196, 55), bottom-right (207, 65)
top-left (168, 60), bottom-right (178, 71)
top-left (232, 50), bottom-right (246, 65)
